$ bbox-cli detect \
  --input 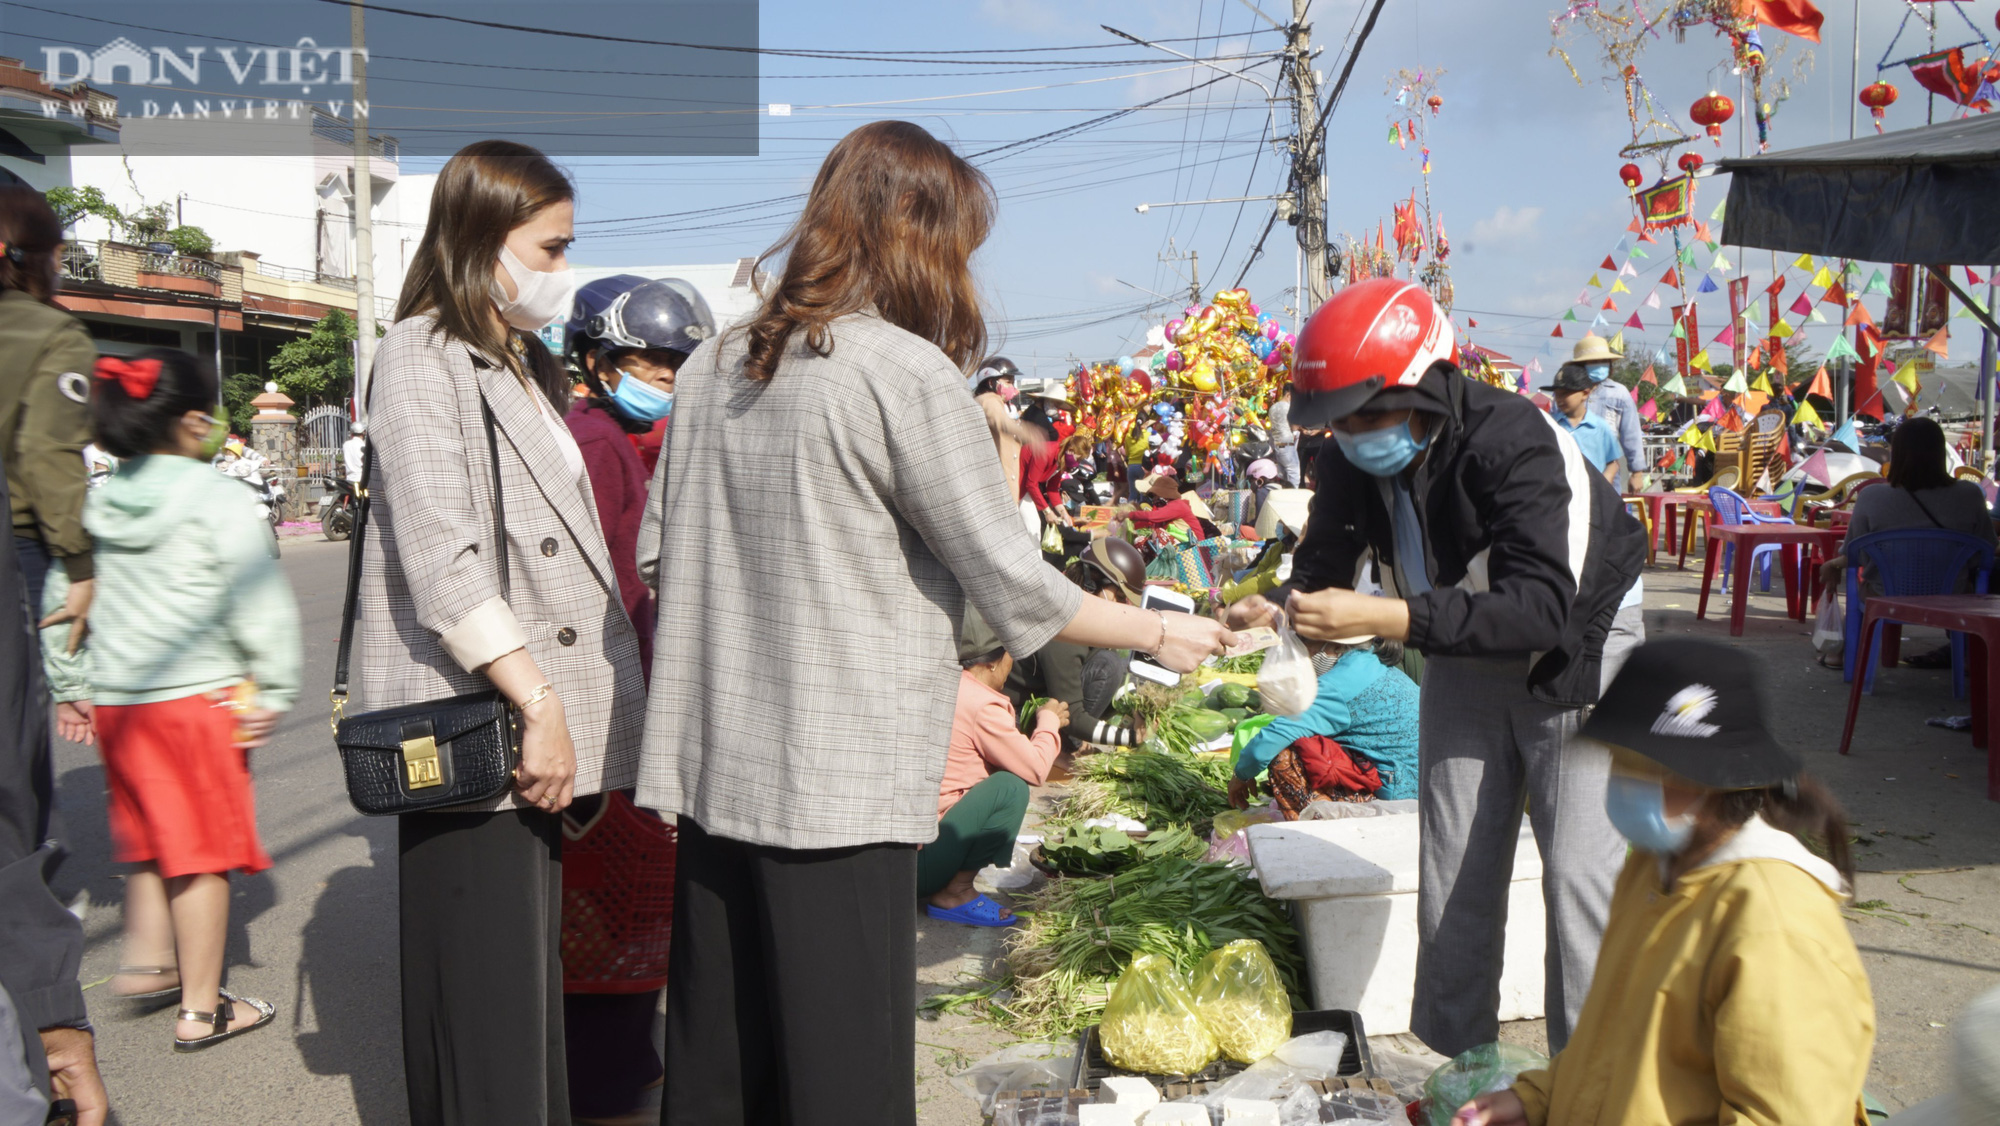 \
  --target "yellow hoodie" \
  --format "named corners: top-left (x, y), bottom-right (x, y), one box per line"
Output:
top-left (1513, 816), bottom-right (1874, 1126)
